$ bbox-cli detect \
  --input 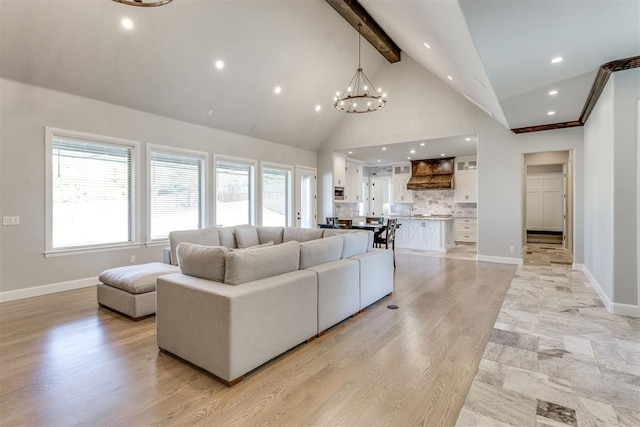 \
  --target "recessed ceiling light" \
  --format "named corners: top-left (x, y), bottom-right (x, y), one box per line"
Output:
top-left (315, 105), bottom-right (322, 112)
top-left (447, 75), bottom-right (453, 81)
top-left (382, 147), bottom-right (387, 151)
top-left (420, 142), bottom-right (425, 146)
top-left (547, 111), bottom-right (556, 116)
top-left (440, 153), bottom-right (446, 157)
top-left (407, 156), bottom-right (412, 160)
top-left (274, 86), bottom-right (282, 94)
top-left (208, 110), bottom-right (213, 116)
top-left (348, 151), bottom-right (353, 154)
top-left (410, 149), bottom-right (416, 154)
top-left (465, 137), bottom-right (471, 141)
top-left (215, 60), bottom-right (224, 70)
top-left (551, 56), bottom-right (563, 64)
top-left (423, 42), bottom-right (431, 49)
top-left (377, 159), bottom-right (381, 162)
top-left (121, 18), bottom-right (134, 30)
top-left (548, 90), bottom-right (559, 96)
